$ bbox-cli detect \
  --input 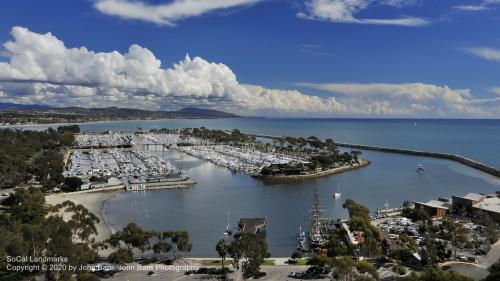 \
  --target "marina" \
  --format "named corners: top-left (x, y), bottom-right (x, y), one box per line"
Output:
top-left (66, 146), bottom-right (193, 191)
top-left (178, 144), bottom-right (306, 176)
top-left (72, 131), bottom-right (362, 180)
